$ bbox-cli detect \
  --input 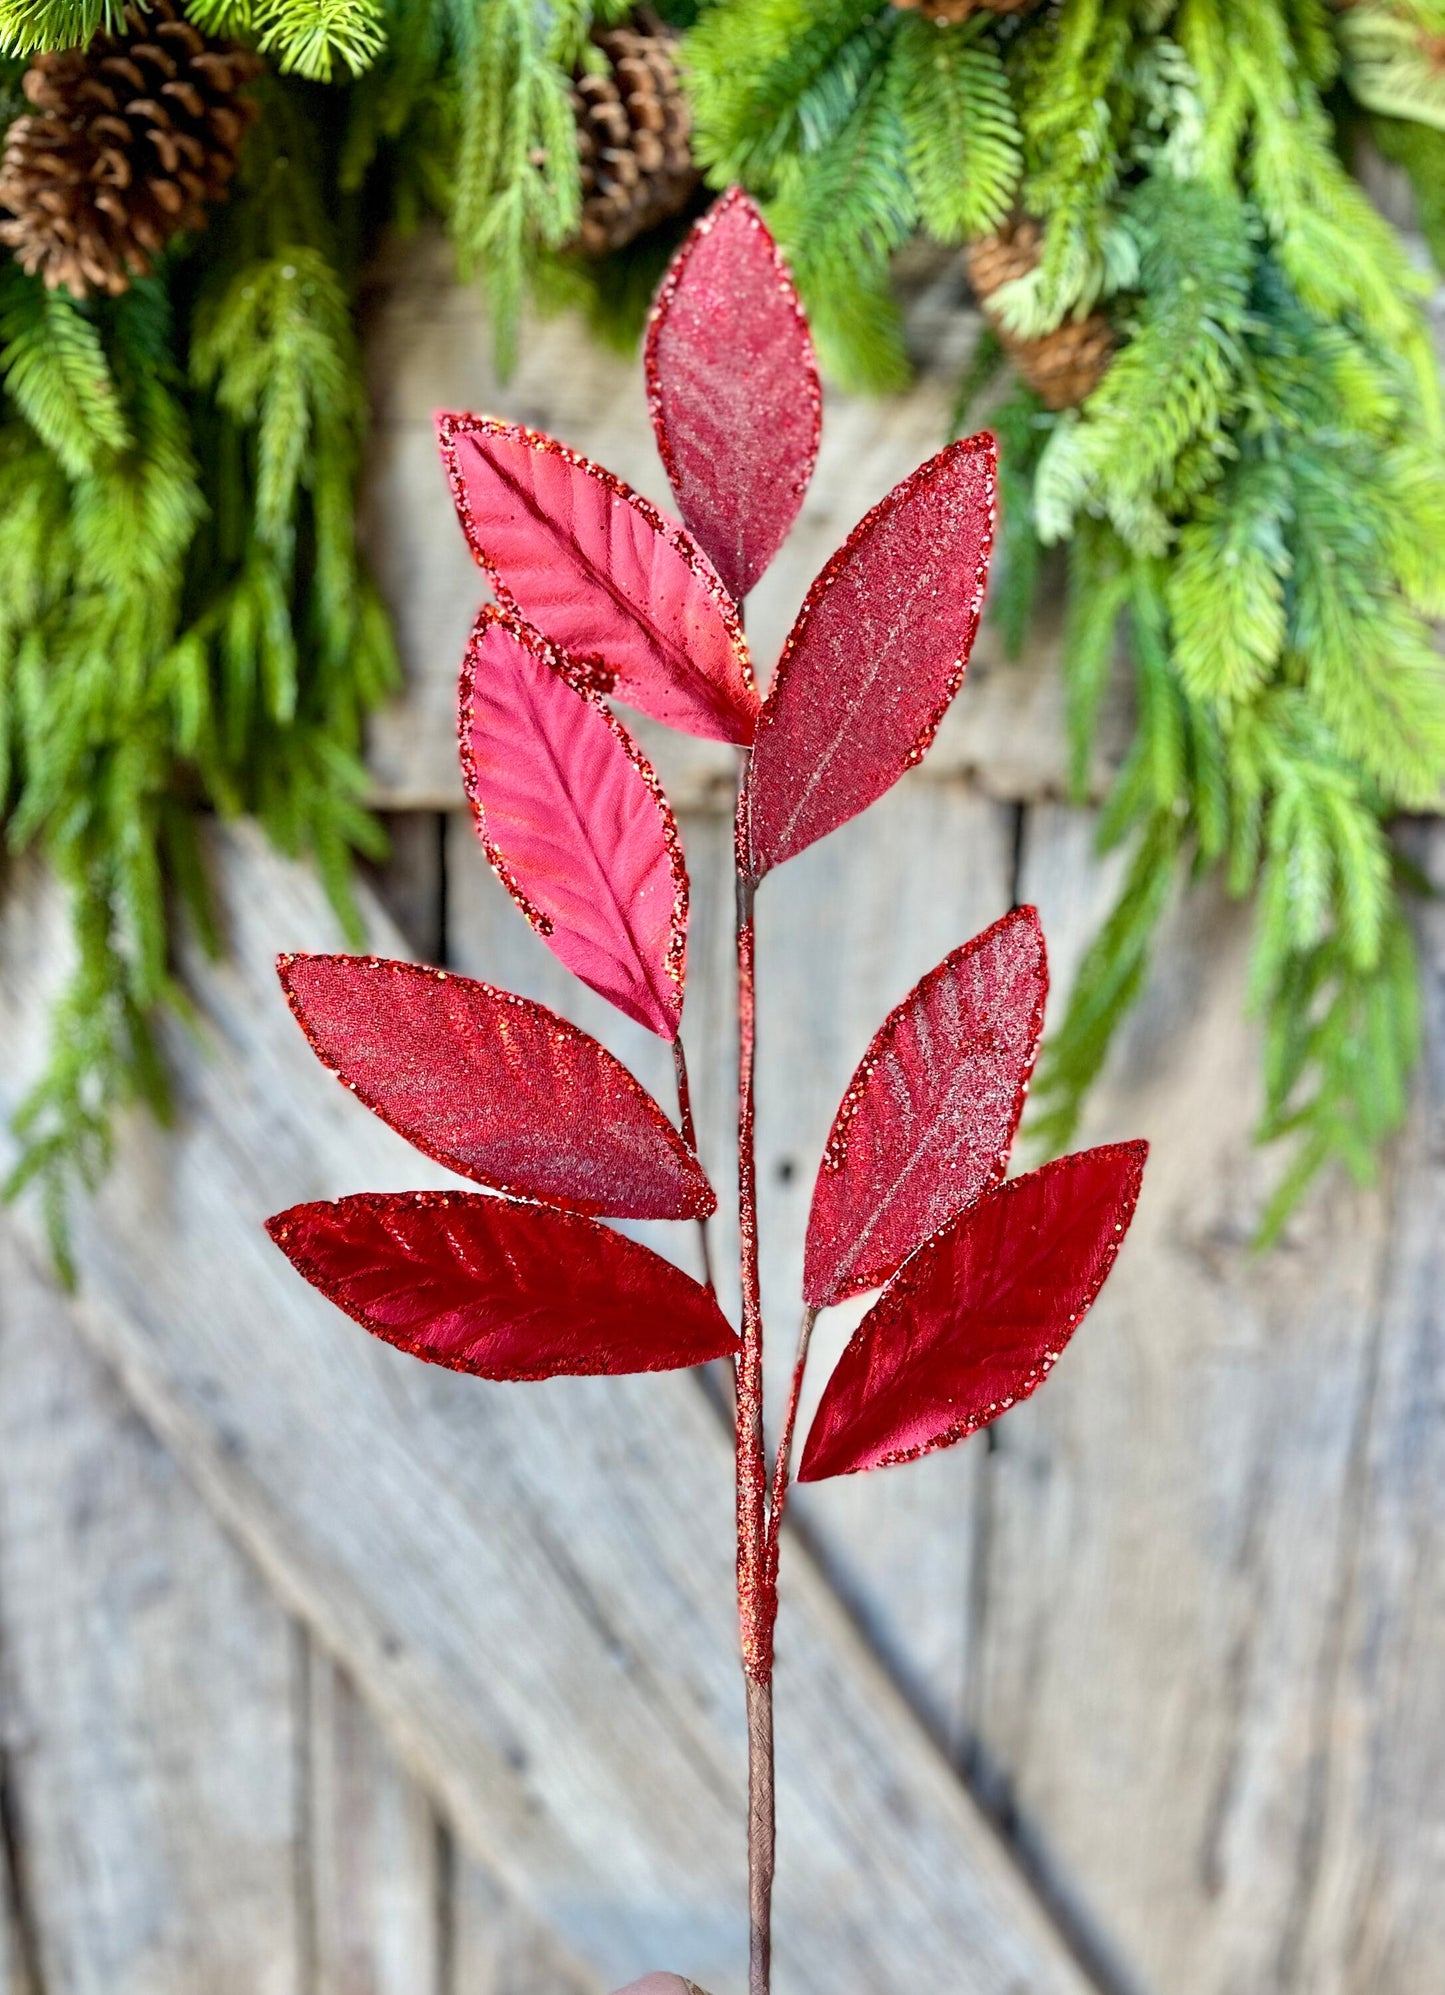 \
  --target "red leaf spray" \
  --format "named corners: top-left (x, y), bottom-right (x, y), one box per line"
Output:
top-left (266, 189), bottom-right (1148, 1995)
